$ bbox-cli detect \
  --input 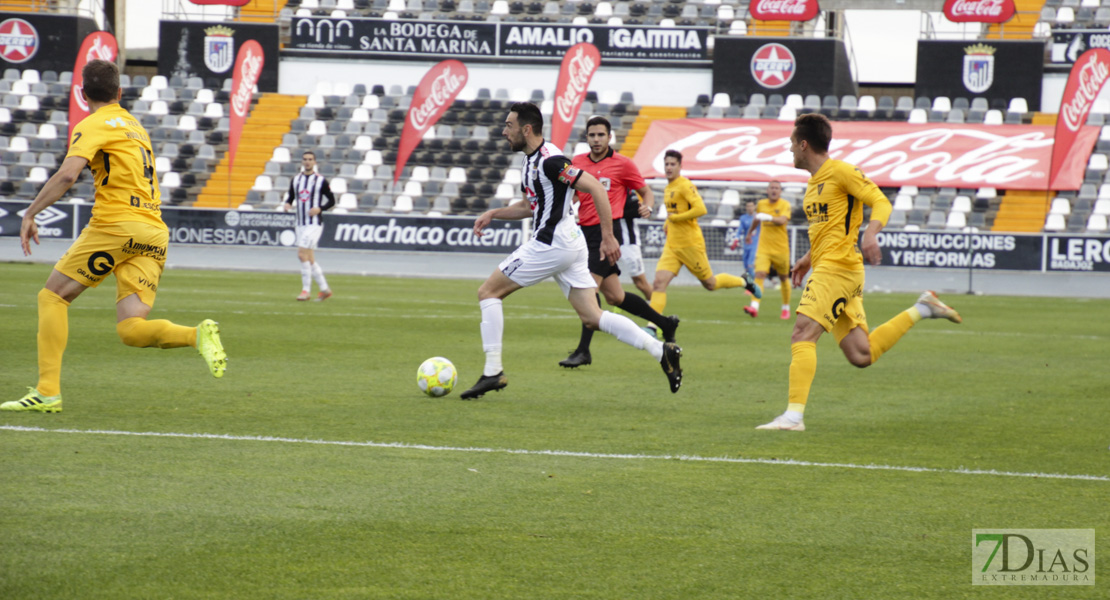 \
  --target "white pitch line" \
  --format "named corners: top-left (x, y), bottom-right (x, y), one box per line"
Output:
top-left (1, 425), bottom-right (1106, 482)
